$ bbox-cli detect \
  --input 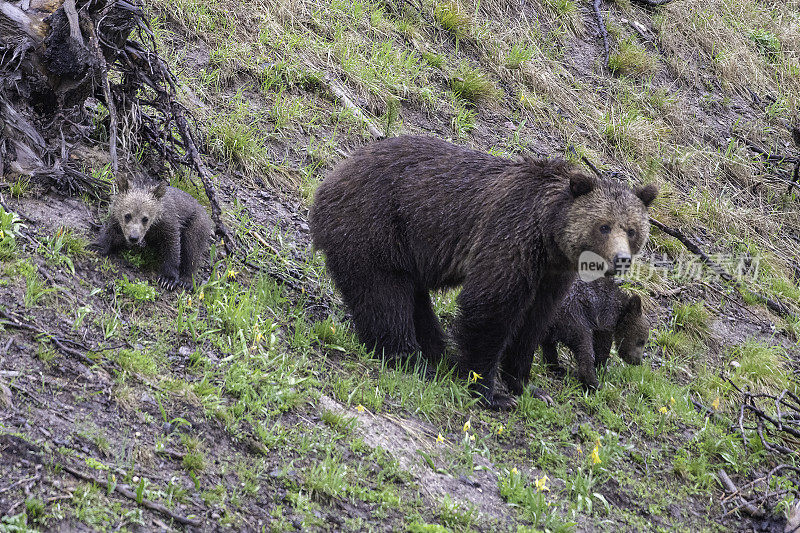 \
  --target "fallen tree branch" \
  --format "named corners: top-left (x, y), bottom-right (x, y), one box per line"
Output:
top-left (0, 307), bottom-right (96, 367)
top-left (718, 469), bottom-right (765, 518)
top-left (323, 74), bottom-right (384, 139)
top-left (592, 0), bottom-right (610, 66)
top-left (60, 463), bottom-right (201, 527)
top-left (629, 0), bottom-right (677, 6)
